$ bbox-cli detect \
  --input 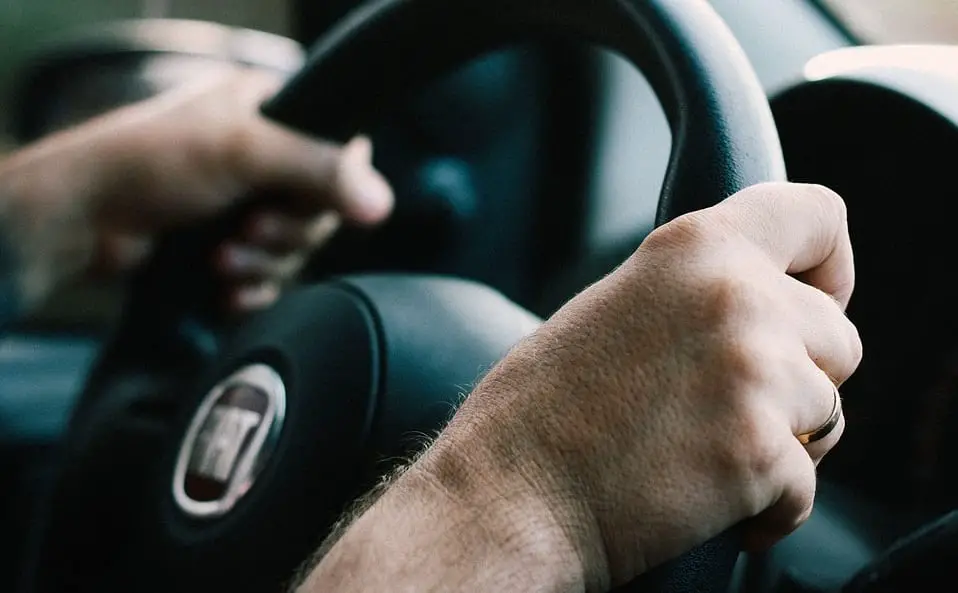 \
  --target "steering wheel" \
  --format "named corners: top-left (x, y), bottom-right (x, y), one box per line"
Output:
top-left (25, 1), bottom-right (785, 592)
top-left (835, 509), bottom-right (958, 593)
